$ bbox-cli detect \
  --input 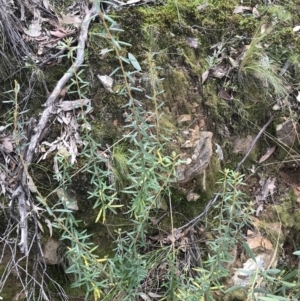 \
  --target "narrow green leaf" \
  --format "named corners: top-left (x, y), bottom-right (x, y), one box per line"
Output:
top-left (45, 206), bottom-right (53, 216)
top-left (224, 286), bottom-right (245, 293)
top-left (126, 73), bottom-right (135, 83)
top-left (293, 250), bottom-right (300, 256)
top-left (117, 41), bottom-right (132, 47)
top-left (128, 52), bottom-right (142, 71)
top-left (53, 208), bottom-right (73, 213)
top-left (112, 39), bottom-right (121, 50)
top-left (119, 56), bottom-right (130, 64)
top-left (109, 67), bottom-right (120, 76)
top-left (280, 280), bottom-right (297, 288)
top-left (282, 270), bottom-right (297, 281)
top-left (103, 14), bottom-right (115, 24)
top-left (265, 269), bottom-right (281, 275)
top-left (258, 297), bottom-right (280, 301)
top-left (242, 241), bottom-right (257, 262)
top-left (264, 295), bottom-right (290, 301)
top-left (130, 86), bottom-right (143, 92)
